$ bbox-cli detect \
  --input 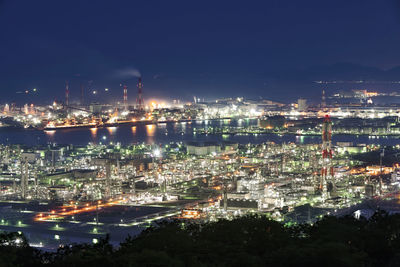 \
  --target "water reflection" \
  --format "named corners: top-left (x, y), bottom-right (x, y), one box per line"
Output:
top-left (296, 135), bottom-right (305, 144)
top-left (146, 124), bottom-right (156, 136)
top-left (107, 127), bottom-right (117, 135)
top-left (44, 130), bottom-right (55, 142)
top-left (45, 130), bottom-right (55, 136)
top-left (2, 119), bottom-right (399, 147)
top-left (146, 124), bottom-right (156, 144)
top-left (131, 126), bottom-right (136, 135)
top-left (90, 128), bottom-right (97, 137)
